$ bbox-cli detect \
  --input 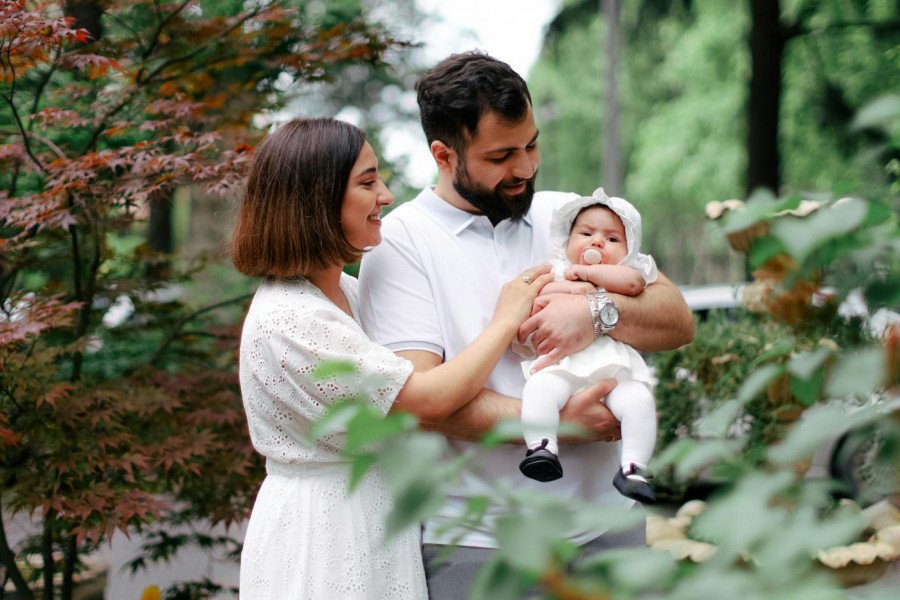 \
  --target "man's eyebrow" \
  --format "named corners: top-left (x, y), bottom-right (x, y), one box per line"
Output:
top-left (484, 130), bottom-right (540, 155)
